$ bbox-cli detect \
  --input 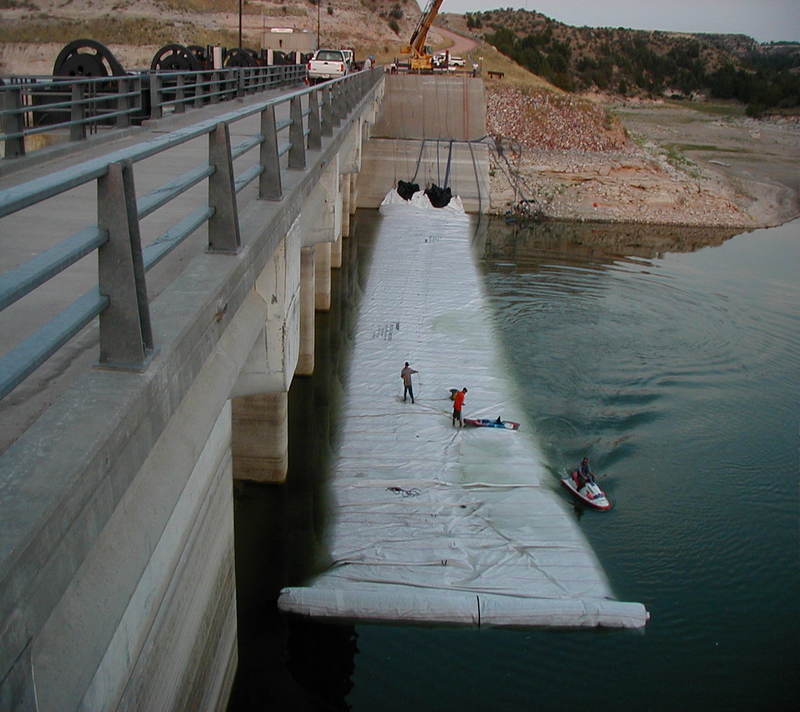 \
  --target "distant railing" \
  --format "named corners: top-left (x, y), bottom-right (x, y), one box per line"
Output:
top-left (0, 68), bottom-right (381, 400)
top-left (0, 64), bottom-right (307, 159)
top-left (148, 64), bottom-right (306, 120)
